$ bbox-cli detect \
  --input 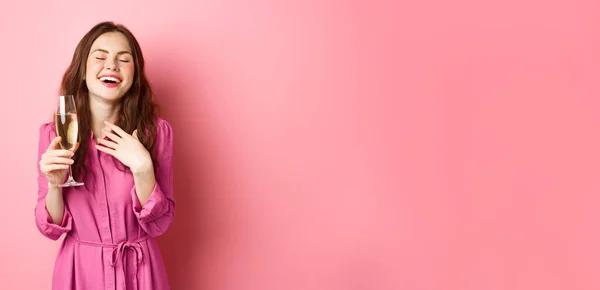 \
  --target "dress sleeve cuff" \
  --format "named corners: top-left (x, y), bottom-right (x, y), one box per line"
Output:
top-left (131, 183), bottom-right (168, 222)
top-left (39, 209), bottom-right (72, 240)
